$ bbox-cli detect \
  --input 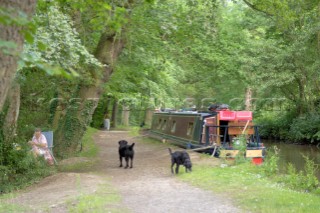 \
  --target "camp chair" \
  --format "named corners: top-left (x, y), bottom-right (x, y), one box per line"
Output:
top-left (42, 131), bottom-right (57, 164)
